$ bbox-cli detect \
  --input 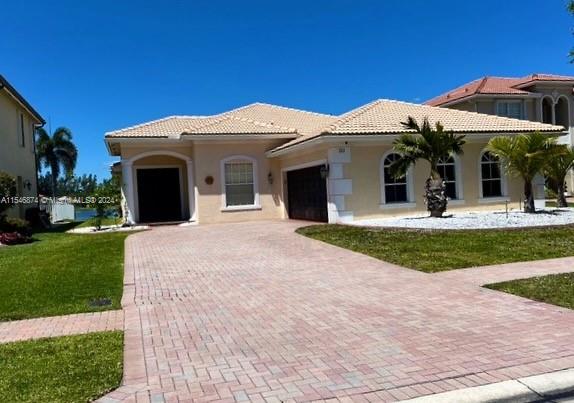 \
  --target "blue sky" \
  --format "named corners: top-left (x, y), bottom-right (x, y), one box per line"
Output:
top-left (1, 0), bottom-right (573, 180)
